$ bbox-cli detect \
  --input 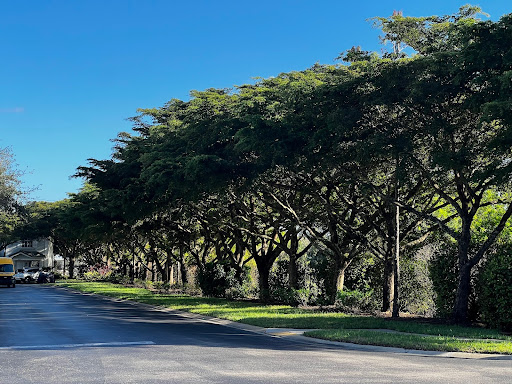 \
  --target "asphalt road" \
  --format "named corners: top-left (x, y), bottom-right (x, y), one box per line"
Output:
top-left (0, 285), bottom-right (510, 384)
